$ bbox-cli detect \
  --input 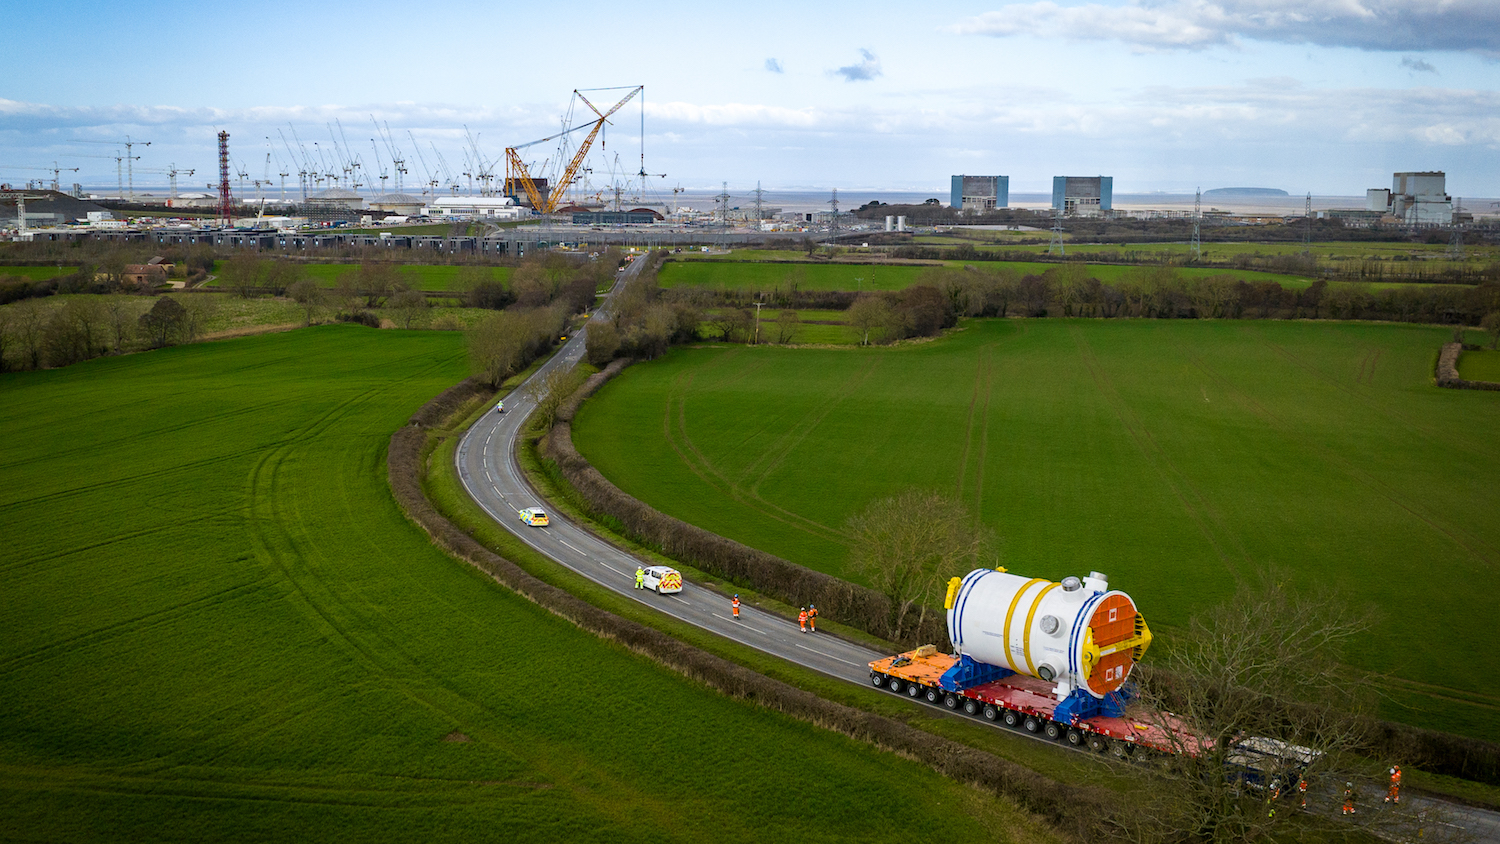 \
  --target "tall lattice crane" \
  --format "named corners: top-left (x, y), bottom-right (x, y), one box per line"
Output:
top-left (505, 86), bottom-right (642, 214)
